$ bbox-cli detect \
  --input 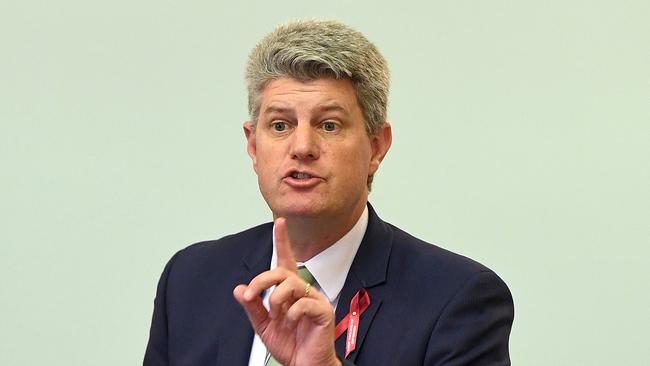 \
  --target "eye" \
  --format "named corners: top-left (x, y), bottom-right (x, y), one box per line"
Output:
top-left (322, 121), bottom-right (337, 132)
top-left (272, 121), bottom-right (287, 132)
